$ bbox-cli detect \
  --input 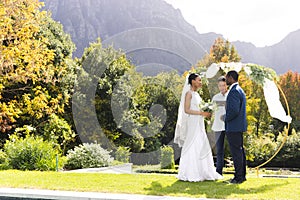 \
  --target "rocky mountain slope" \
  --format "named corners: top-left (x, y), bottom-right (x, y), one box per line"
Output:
top-left (41, 0), bottom-right (300, 74)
